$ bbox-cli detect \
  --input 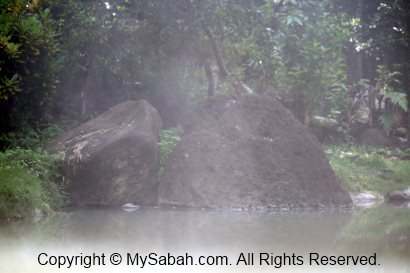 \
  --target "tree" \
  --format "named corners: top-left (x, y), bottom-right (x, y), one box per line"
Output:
top-left (334, 0), bottom-right (410, 132)
top-left (0, 0), bottom-right (59, 133)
